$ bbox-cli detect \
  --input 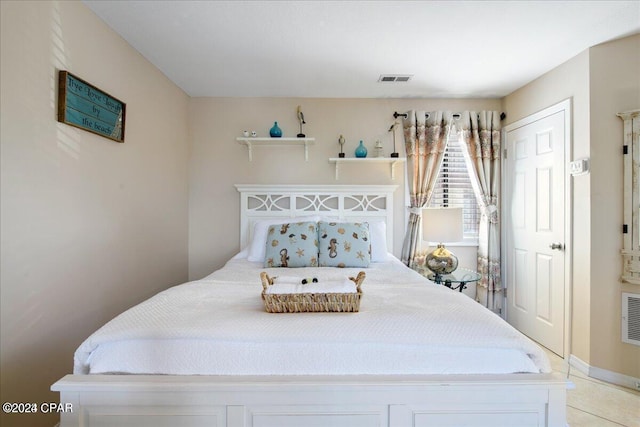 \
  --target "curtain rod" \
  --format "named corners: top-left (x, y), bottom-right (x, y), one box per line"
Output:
top-left (393, 111), bottom-right (506, 121)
